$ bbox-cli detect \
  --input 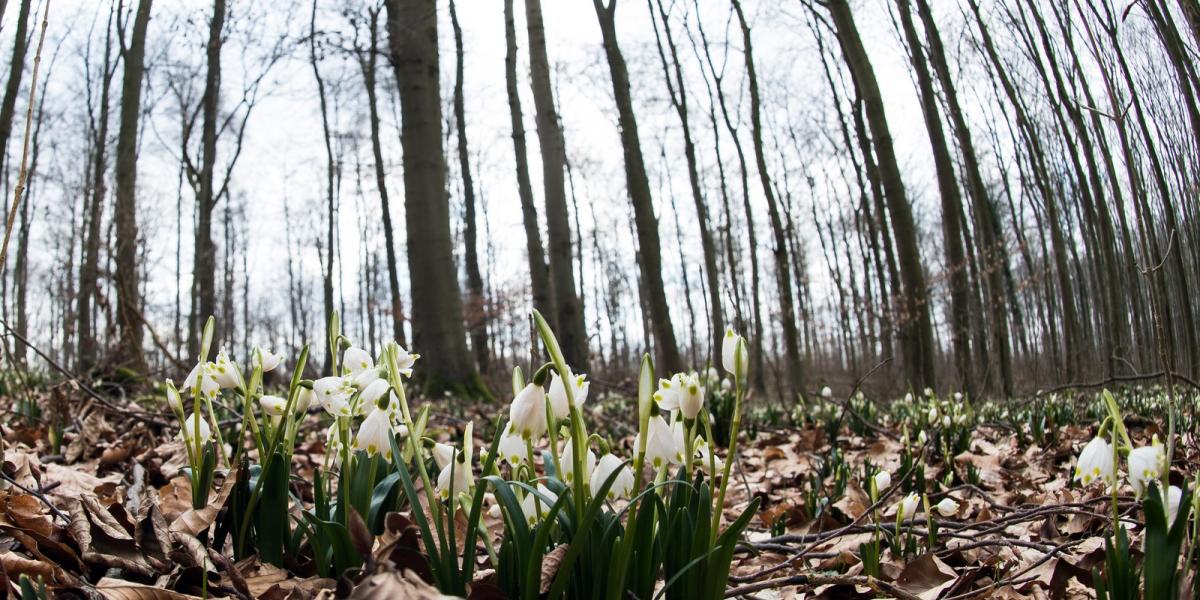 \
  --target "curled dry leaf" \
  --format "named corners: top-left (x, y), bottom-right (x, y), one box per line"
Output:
top-left (94, 577), bottom-right (204, 600)
top-left (347, 568), bottom-right (460, 600)
top-left (168, 467), bottom-right (237, 536)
